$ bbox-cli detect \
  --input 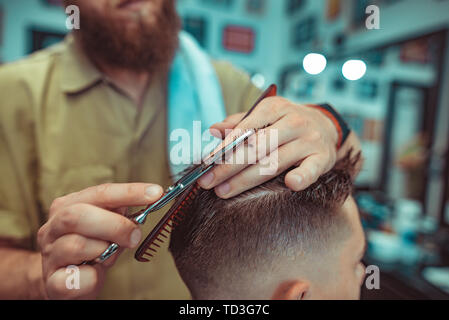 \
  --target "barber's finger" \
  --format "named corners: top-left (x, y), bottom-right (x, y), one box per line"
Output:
top-left (213, 140), bottom-right (315, 199)
top-left (199, 117), bottom-right (301, 189)
top-left (46, 265), bottom-right (103, 300)
top-left (45, 203), bottom-right (141, 247)
top-left (285, 153), bottom-right (333, 191)
top-left (207, 99), bottom-right (283, 156)
top-left (211, 95), bottom-right (287, 139)
top-left (208, 98), bottom-right (304, 170)
top-left (50, 183), bottom-right (163, 213)
top-left (231, 97), bottom-right (292, 133)
top-left (210, 112), bottom-right (246, 138)
top-left (42, 234), bottom-right (111, 276)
